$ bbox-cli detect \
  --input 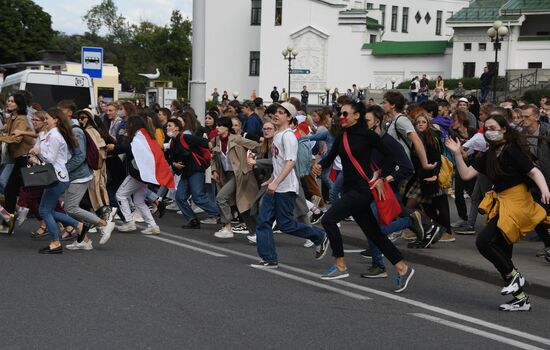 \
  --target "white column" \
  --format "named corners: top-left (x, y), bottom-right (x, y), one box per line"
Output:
top-left (191, 0), bottom-right (206, 124)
